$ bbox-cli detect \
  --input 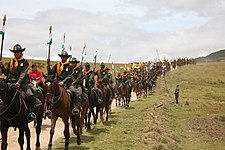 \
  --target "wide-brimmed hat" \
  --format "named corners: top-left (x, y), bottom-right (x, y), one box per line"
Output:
top-left (85, 62), bottom-right (90, 67)
top-left (9, 44), bottom-right (26, 52)
top-left (58, 51), bottom-right (71, 57)
top-left (69, 57), bottom-right (80, 63)
top-left (100, 62), bottom-right (105, 66)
